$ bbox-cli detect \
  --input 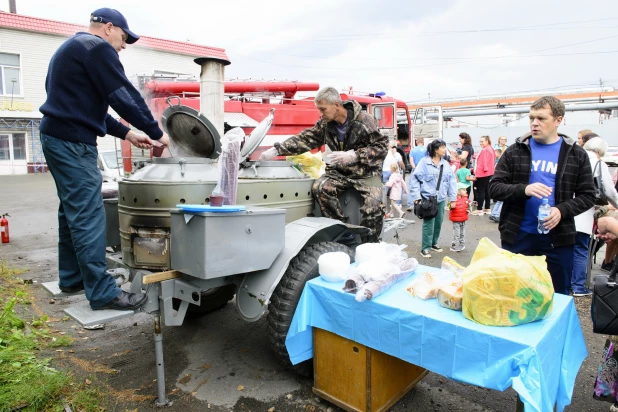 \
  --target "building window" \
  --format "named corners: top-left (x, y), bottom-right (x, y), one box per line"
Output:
top-left (0, 133), bottom-right (26, 161)
top-left (0, 53), bottom-right (21, 96)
